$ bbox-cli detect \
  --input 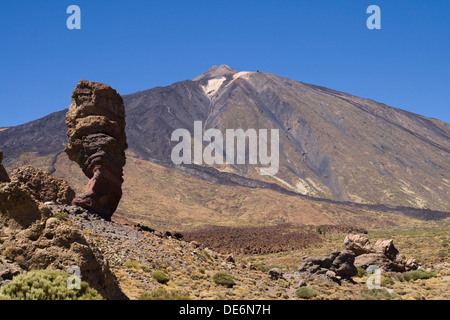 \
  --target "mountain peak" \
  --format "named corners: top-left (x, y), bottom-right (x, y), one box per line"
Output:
top-left (193, 65), bottom-right (238, 81)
